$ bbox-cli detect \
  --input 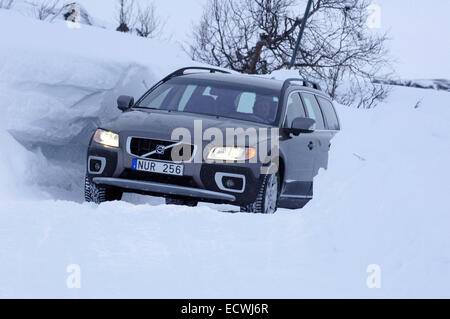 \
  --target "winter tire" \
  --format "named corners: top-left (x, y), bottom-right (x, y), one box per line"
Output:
top-left (240, 172), bottom-right (280, 214)
top-left (84, 176), bottom-right (123, 204)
